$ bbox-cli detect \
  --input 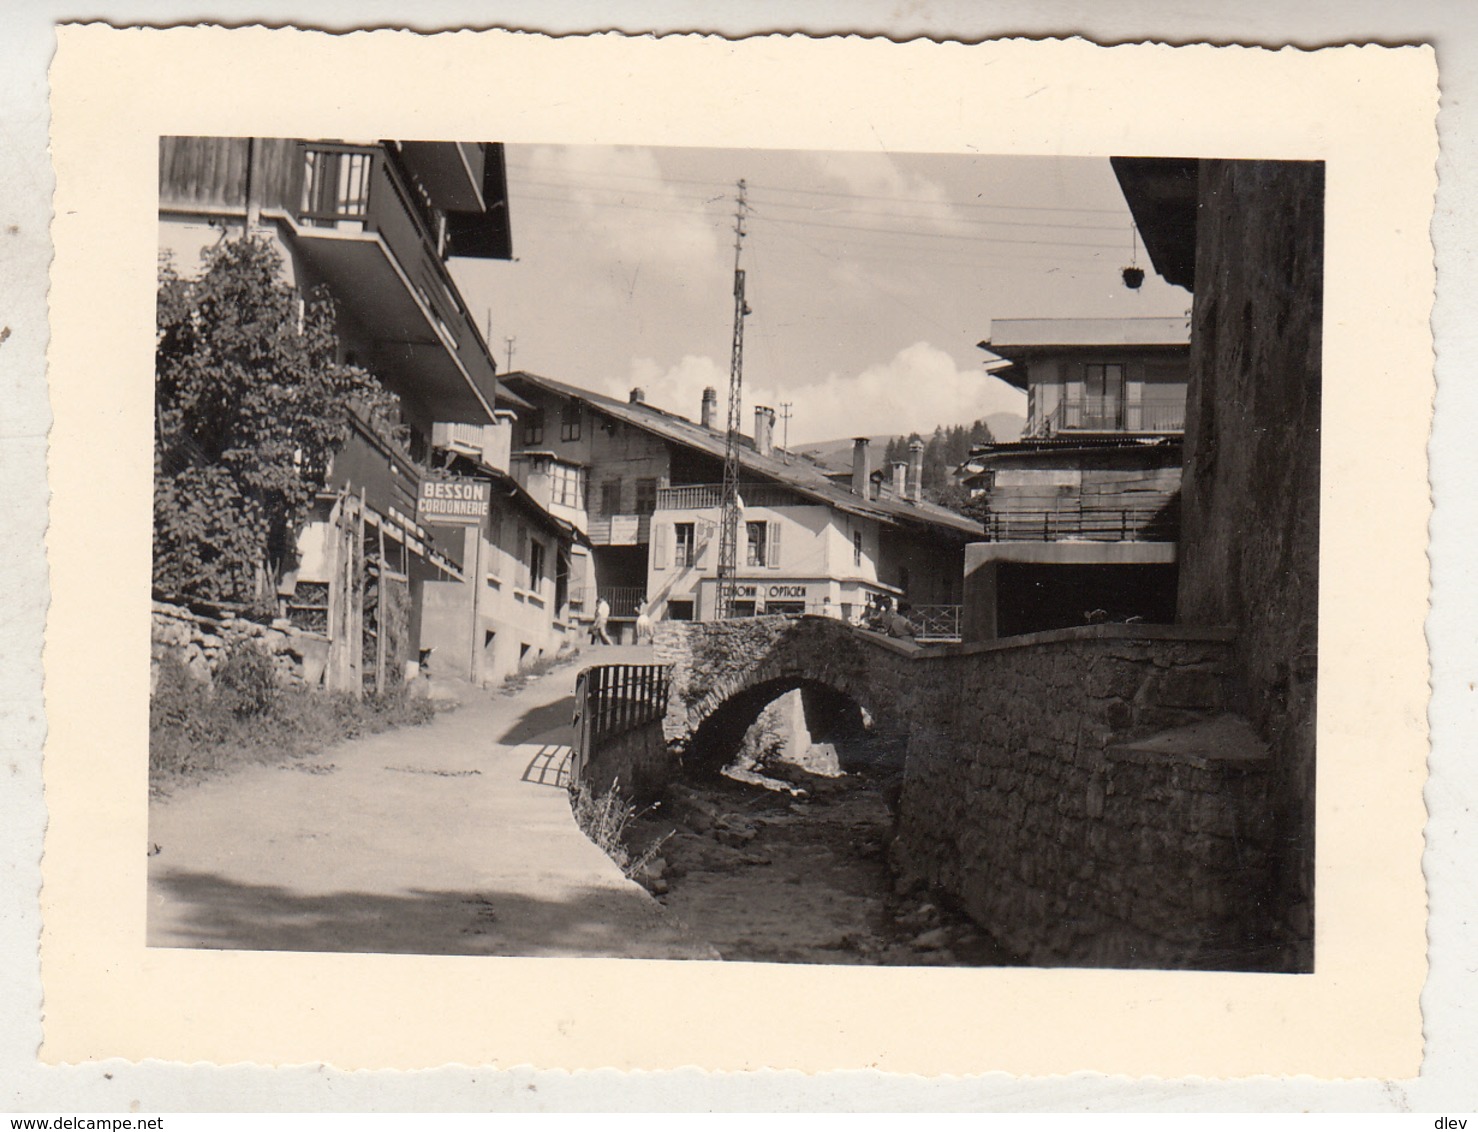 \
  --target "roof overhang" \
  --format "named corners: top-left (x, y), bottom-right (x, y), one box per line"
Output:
top-left (396, 141), bottom-right (488, 212)
top-left (443, 143), bottom-right (513, 261)
top-left (1110, 157), bottom-right (1199, 292)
